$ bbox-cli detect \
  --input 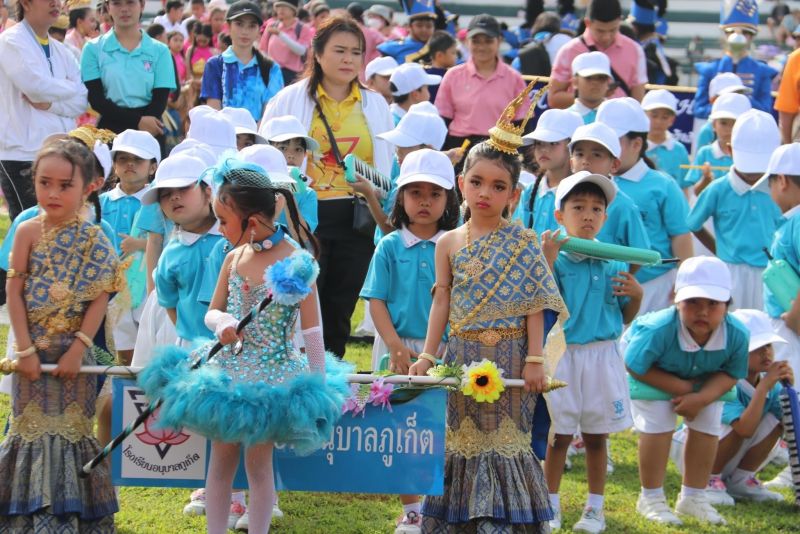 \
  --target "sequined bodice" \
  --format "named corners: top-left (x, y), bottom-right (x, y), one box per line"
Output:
top-left (210, 269), bottom-right (308, 384)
